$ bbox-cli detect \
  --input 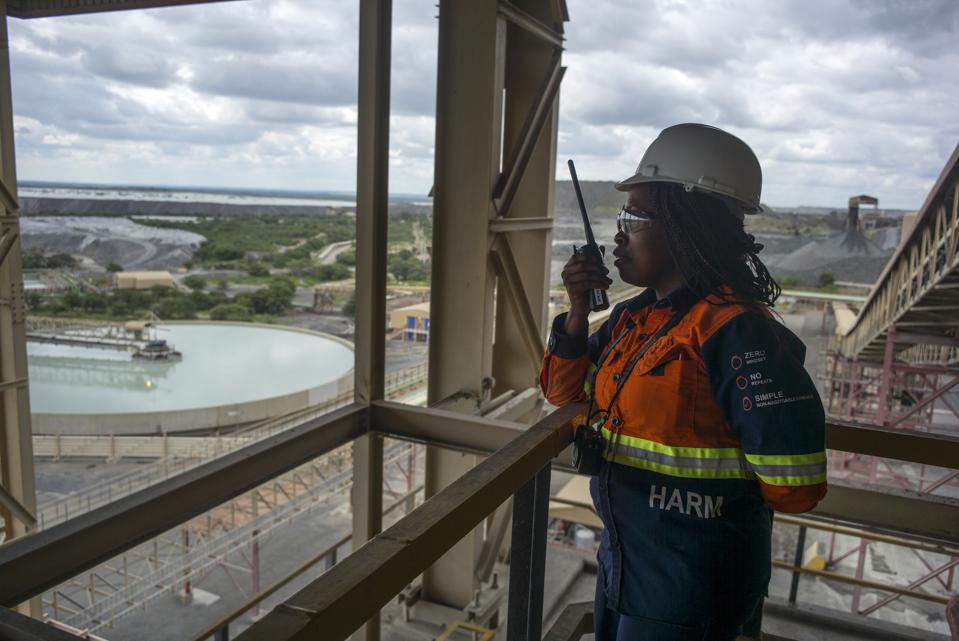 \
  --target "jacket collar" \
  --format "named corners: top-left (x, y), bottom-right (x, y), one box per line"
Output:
top-left (625, 283), bottom-right (698, 314)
